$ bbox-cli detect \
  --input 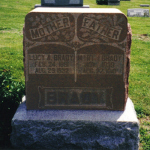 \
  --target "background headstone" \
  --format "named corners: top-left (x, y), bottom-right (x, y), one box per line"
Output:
top-left (96, 0), bottom-right (108, 5)
top-left (41, 0), bottom-right (83, 6)
top-left (127, 8), bottom-right (149, 17)
top-left (140, 4), bottom-right (149, 7)
top-left (108, 0), bottom-right (120, 5)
